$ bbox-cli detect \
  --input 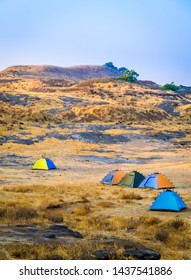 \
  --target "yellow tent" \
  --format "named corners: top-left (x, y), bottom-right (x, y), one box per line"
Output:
top-left (32, 158), bottom-right (56, 170)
